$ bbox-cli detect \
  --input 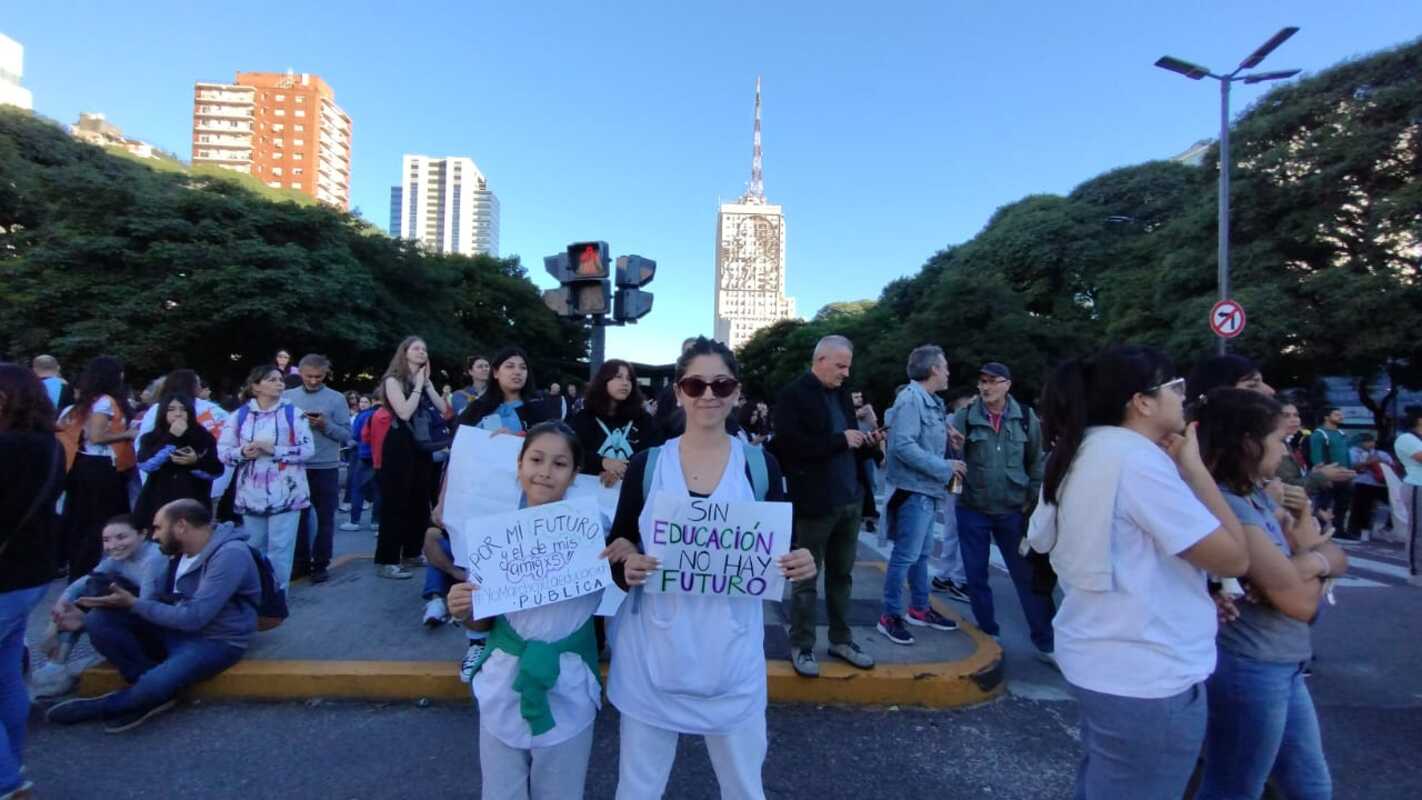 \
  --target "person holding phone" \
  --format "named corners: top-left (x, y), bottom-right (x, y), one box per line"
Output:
top-left (132, 393), bottom-right (223, 533)
top-left (283, 355), bottom-right (352, 584)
